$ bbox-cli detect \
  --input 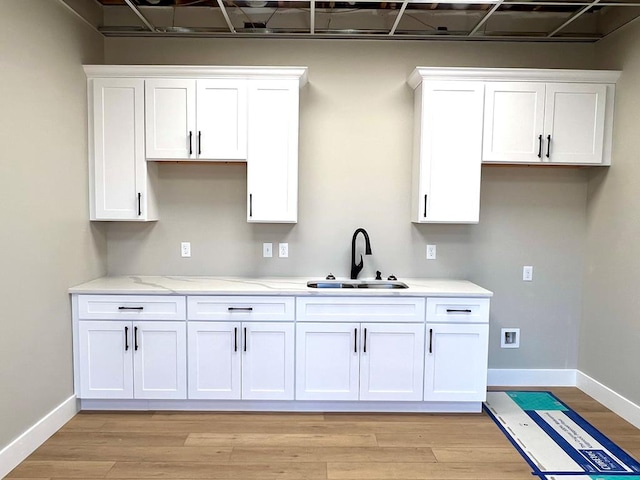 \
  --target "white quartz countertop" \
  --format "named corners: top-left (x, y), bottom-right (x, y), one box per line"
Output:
top-left (69, 276), bottom-right (493, 297)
